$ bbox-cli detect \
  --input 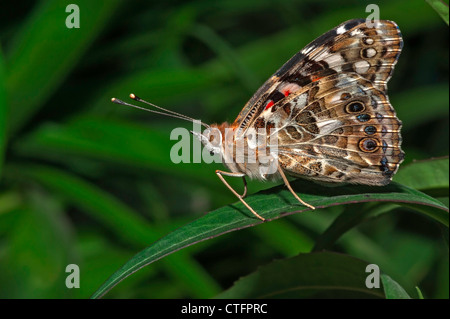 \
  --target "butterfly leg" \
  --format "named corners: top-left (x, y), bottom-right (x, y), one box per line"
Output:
top-left (241, 175), bottom-right (248, 198)
top-left (277, 165), bottom-right (315, 210)
top-left (215, 170), bottom-right (265, 221)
